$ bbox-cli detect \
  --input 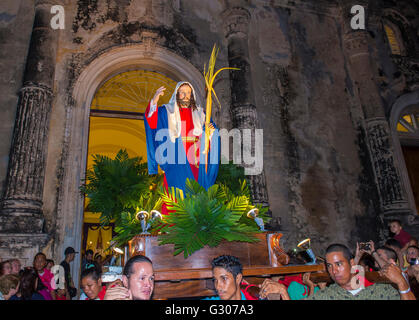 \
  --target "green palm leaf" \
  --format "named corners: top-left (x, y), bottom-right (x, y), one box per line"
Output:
top-left (156, 178), bottom-right (267, 258)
